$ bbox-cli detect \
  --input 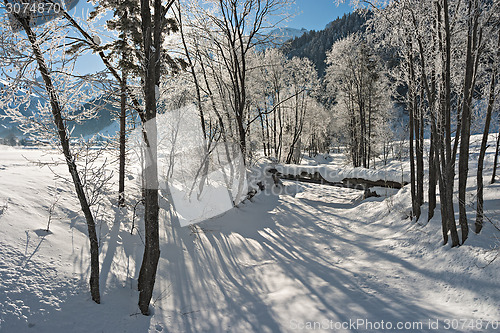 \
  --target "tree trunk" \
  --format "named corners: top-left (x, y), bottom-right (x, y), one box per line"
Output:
top-left (286, 93), bottom-right (306, 164)
top-left (119, 72), bottom-right (127, 206)
top-left (407, 41), bottom-right (420, 220)
top-left (367, 96), bottom-right (372, 169)
top-left (359, 101), bottom-right (367, 168)
top-left (476, 31), bottom-right (499, 233)
top-left (237, 113), bottom-right (247, 163)
top-left (428, 127), bottom-right (438, 221)
top-left (458, 0), bottom-right (481, 244)
top-left (20, 18), bottom-right (100, 303)
top-left (277, 97), bottom-right (284, 161)
top-left (137, 0), bottom-right (163, 315)
top-left (409, 85), bottom-right (418, 220)
top-left (259, 109), bottom-right (267, 156)
top-left (440, 0), bottom-right (460, 247)
top-left (265, 107), bottom-right (271, 157)
top-left (492, 129), bottom-right (500, 184)
top-left (416, 87), bottom-right (424, 208)
top-left (437, 155), bottom-right (448, 245)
